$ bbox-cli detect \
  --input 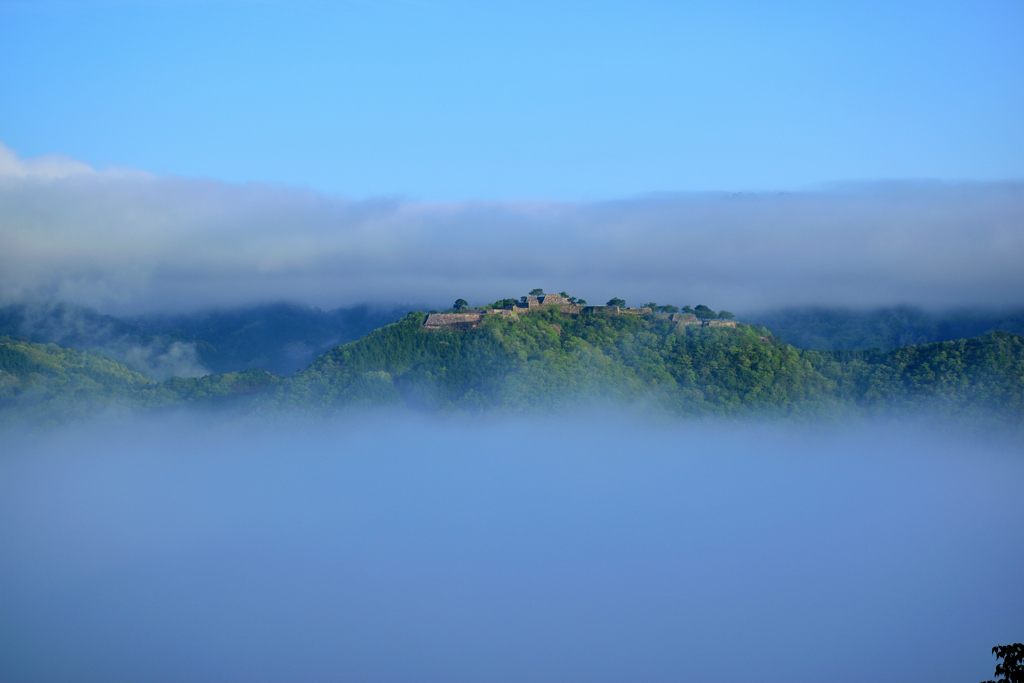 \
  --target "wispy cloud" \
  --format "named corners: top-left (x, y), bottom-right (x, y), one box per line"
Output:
top-left (2, 143), bottom-right (1023, 314)
top-left (0, 141), bottom-right (97, 180)
top-left (10, 301), bottom-right (210, 379)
